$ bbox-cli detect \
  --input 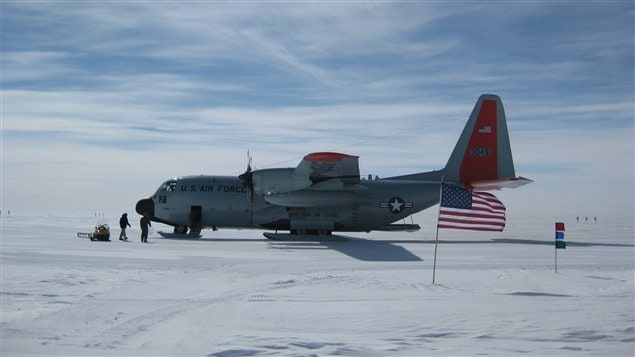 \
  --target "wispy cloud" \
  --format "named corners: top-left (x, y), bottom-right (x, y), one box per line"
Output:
top-left (1, 1), bottom-right (633, 220)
